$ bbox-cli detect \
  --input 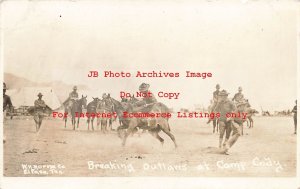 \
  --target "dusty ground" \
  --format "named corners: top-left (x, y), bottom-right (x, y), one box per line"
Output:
top-left (3, 116), bottom-right (296, 177)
